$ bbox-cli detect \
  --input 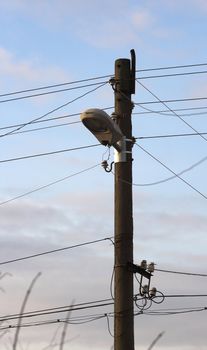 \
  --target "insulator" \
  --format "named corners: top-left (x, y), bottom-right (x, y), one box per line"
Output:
top-left (140, 260), bottom-right (147, 270)
top-left (149, 287), bottom-right (157, 297)
top-left (147, 262), bottom-right (155, 273)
